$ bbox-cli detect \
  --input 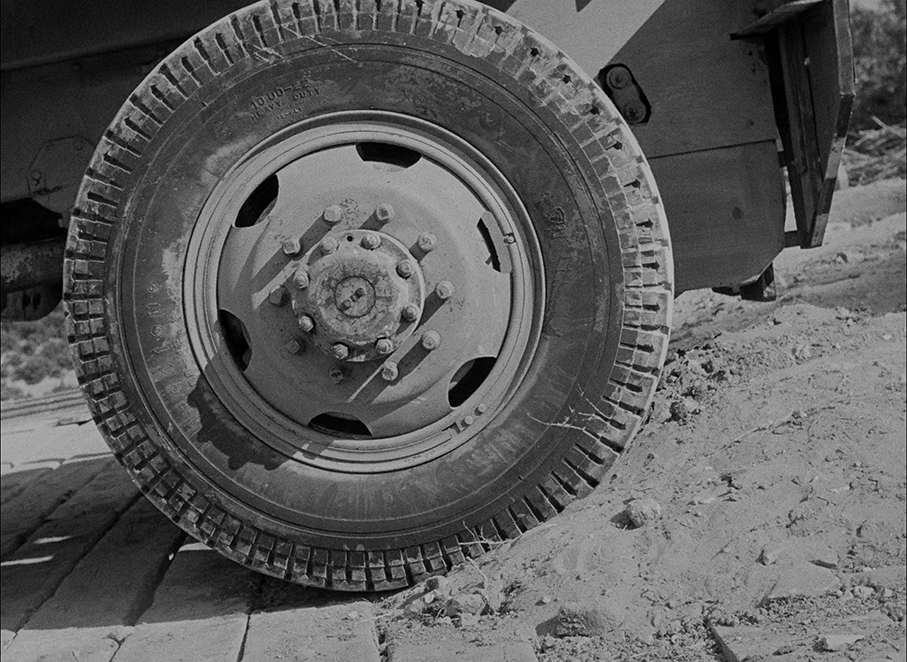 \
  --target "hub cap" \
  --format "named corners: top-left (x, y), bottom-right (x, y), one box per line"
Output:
top-left (185, 113), bottom-right (543, 472)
